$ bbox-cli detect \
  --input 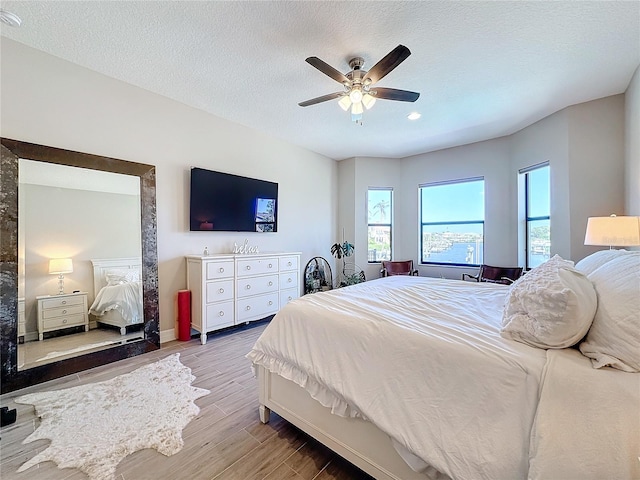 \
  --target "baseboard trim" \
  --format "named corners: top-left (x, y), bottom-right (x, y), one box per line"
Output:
top-left (22, 332), bottom-right (39, 343)
top-left (160, 328), bottom-right (177, 344)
